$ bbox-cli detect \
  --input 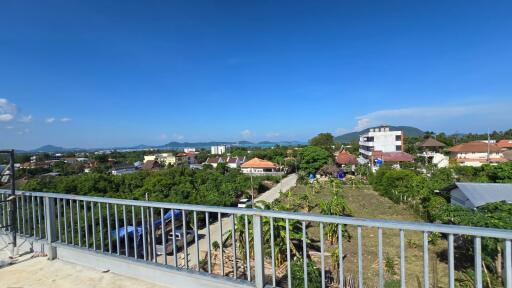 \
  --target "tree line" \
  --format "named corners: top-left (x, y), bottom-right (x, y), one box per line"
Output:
top-left (21, 165), bottom-right (281, 207)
